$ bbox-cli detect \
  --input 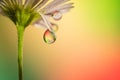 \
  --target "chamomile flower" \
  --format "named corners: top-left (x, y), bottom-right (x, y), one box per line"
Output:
top-left (0, 0), bottom-right (74, 43)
